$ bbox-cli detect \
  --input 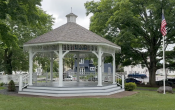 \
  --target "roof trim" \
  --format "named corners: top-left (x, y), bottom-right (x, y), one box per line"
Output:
top-left (23, 41), bottom-right (121, 50)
